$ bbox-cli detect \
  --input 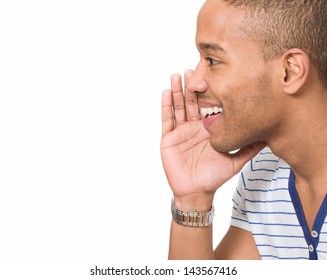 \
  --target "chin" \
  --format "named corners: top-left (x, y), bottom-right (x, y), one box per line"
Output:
top-left (210, 134), bottom-right (257, 153)
top-left (210, 139), bottom-right (240, 153)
